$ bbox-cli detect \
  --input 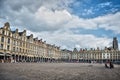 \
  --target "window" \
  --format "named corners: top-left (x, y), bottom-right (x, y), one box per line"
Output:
top-left (0, 44), bottom-right (3, 49)
top-left (2, 30), bottom-right (5, 35)
top-left (13, 40), bottom-right (15, 45)
top-left (20, 48), bottom-right (21, 52)
top-left (1, 36), bottom-right (4, 42)
top-left (17, 41), bottom-right (19, 46)
top-left (8, 38), bottom-right (10, 44)
top-left (17, 47), bottom-right (18, 51)
top-left (13, 47), bottom-right (15, 51)
top-left (20, 42), bottom-right (22, 47)
top-left (7, 45), bottom-right (10, 50)
top-left (9, 32), bottom-right (11, 36)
